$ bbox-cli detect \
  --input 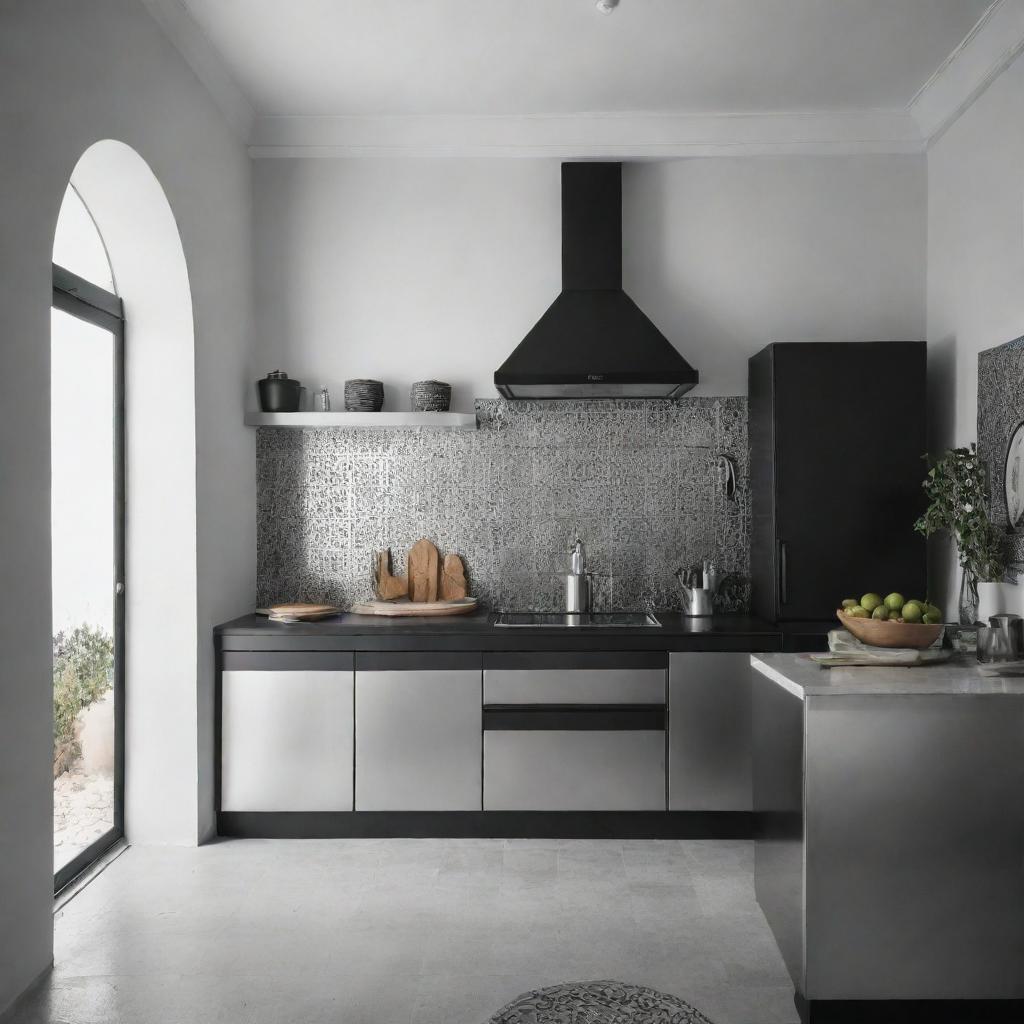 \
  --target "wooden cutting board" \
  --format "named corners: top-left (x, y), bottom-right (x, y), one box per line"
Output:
top-left (349, 597), bottom-right (478, 617)
top-left (407, 538), bottom-right (440, 603)
top-left (440, 553), bottom-right (468, 601)
top-left (262, 602), bottom-right (341, 622)
top-left (375, 549), bottom-right (409, 600)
